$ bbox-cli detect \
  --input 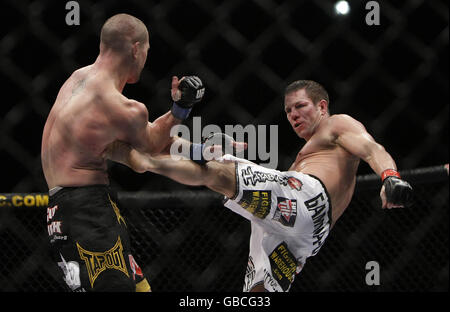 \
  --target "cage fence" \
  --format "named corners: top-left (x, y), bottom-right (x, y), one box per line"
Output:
top-left (0, 0), bottom-right (448, 292)
top-left (0, 165), bottom-right (447, 291)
